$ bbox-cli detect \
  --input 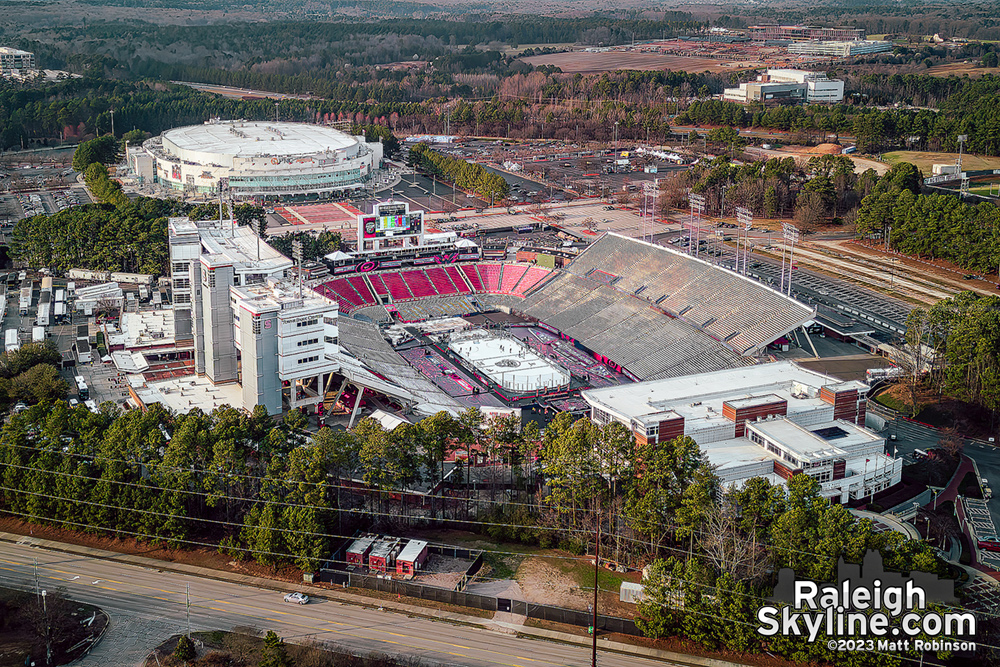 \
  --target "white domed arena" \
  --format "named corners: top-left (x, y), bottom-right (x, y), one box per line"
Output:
top-left (133, 119), bottom-right (383, 200)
